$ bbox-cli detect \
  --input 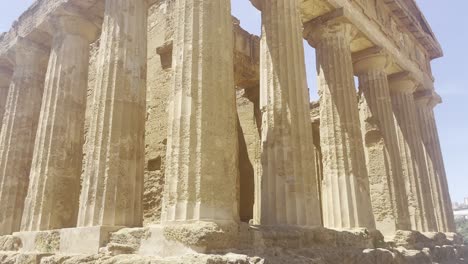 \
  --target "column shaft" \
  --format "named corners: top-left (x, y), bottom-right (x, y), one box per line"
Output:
top-left (256, 0), bottom-right (321, 226)
top-left (427, 110), bottom-right (456, 232)
top-left (306, 22), bottom-right (375, 229)
top-left (390, 79), bottom-right (437, 232)
top-left (416, 94), bottom-right (456, 232)
top-left (78, 0), bottom-right (147, 227)
top-left (161, 0), bottom-right (239, 223)
top-left (0, 39), bottom-right (48, 235)
top-left (355, 57), bottom-right (411, 236)
top-left (0, 67), bottom-right (12, 123)
top-left (21, 16), bottom-right (97, 231)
